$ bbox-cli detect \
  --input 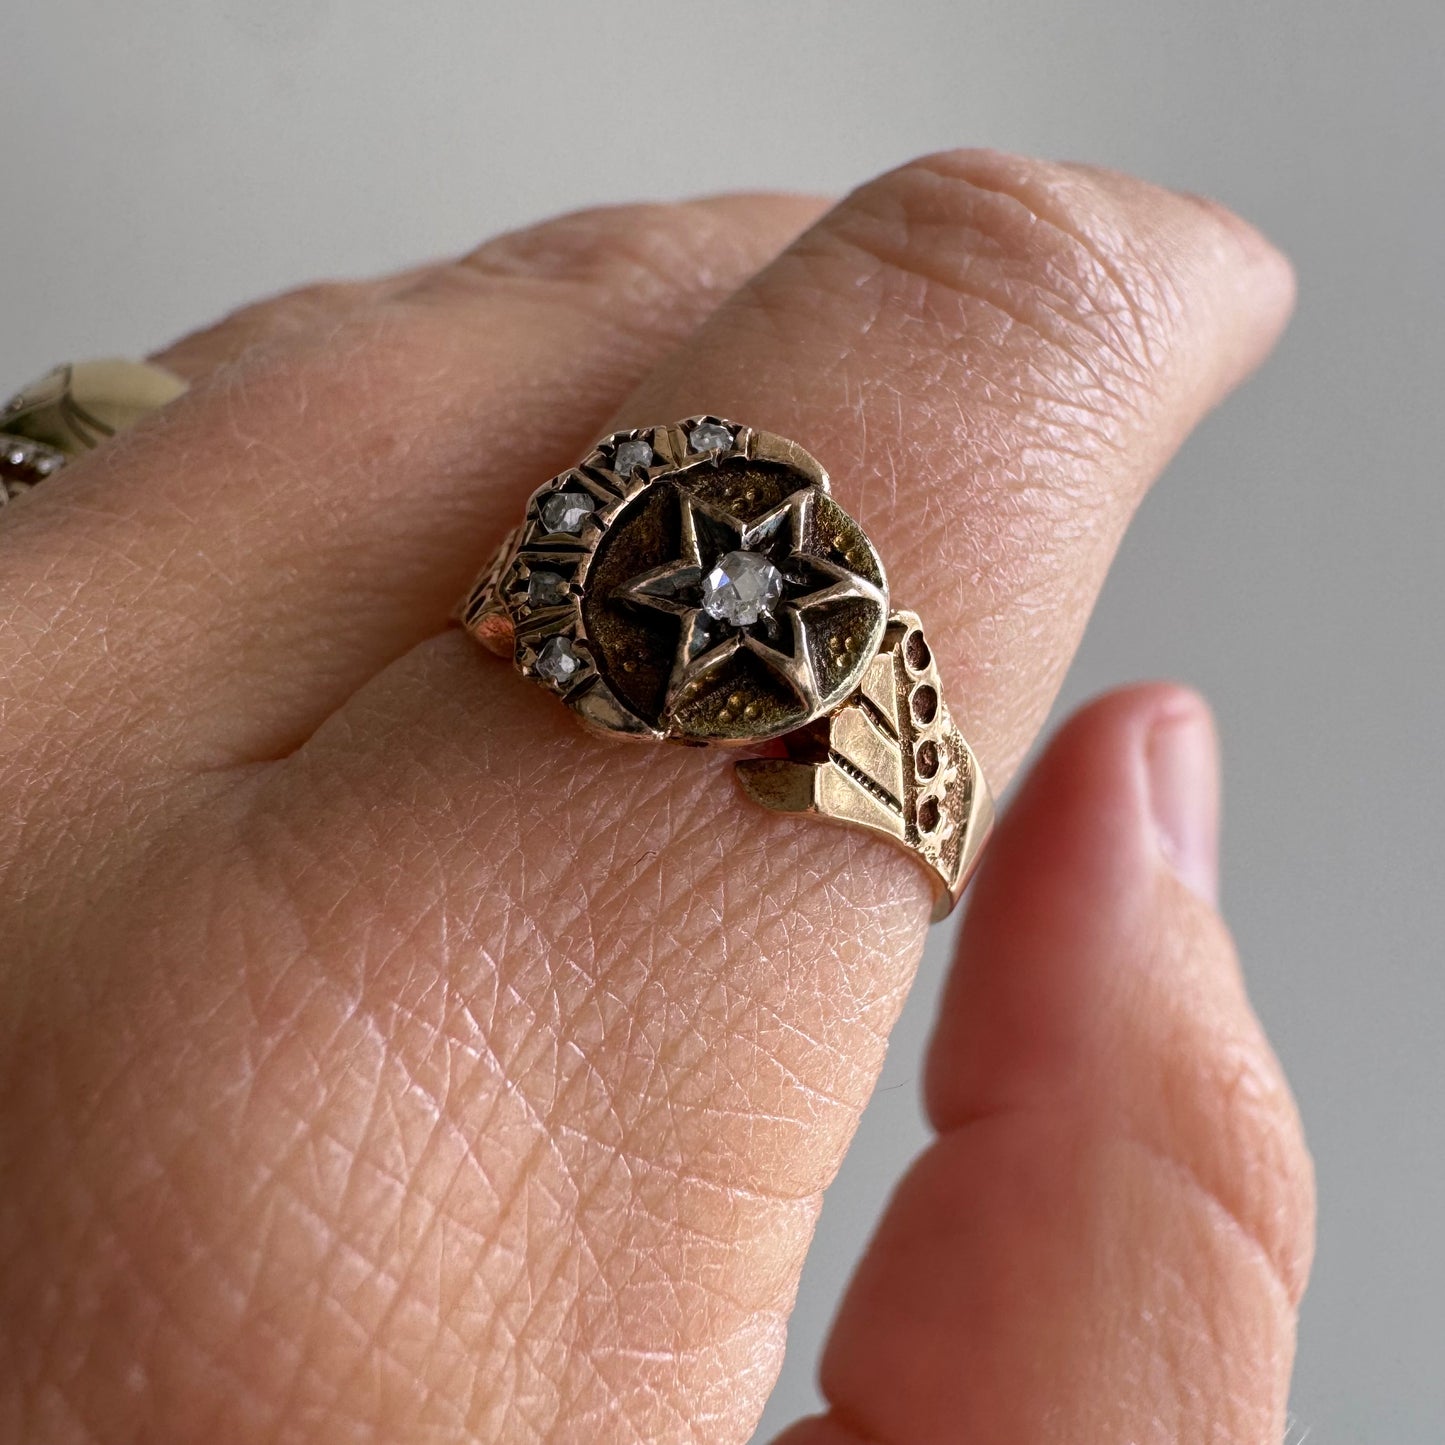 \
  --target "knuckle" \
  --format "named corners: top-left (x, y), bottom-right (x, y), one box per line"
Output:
top-left (437, 200), bottom-right (744, 299)
top-left (1197, 1038), bottom-right (1314, 1304)
top-left (156, 279), bottom-right (371, 376)
top-left (261, 277), bottom-right (367, 325)
top-left (819, 147), bottom-right (1196, 424)
top-left (1149, 916), bottom-right (1317, 1304)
